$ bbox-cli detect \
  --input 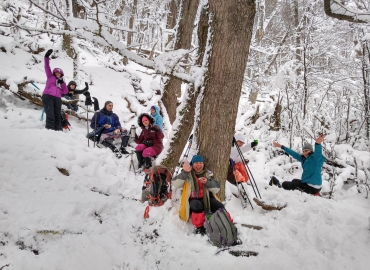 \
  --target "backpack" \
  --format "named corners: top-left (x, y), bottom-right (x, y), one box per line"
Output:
top-left (60, 110), bottom-right (70, 130)
top-left (204, 208), bottom-right (238, 247)
top-left (142, 165), bottom-right (172, 207)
